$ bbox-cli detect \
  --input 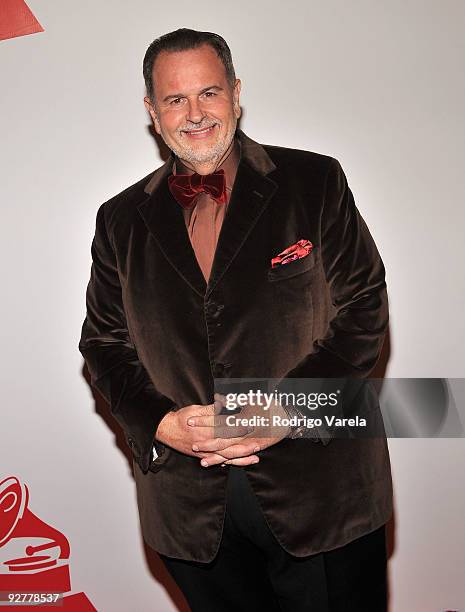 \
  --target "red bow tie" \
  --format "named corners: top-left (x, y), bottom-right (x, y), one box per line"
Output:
top-left (168, 169), bottom-right (227, 209)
